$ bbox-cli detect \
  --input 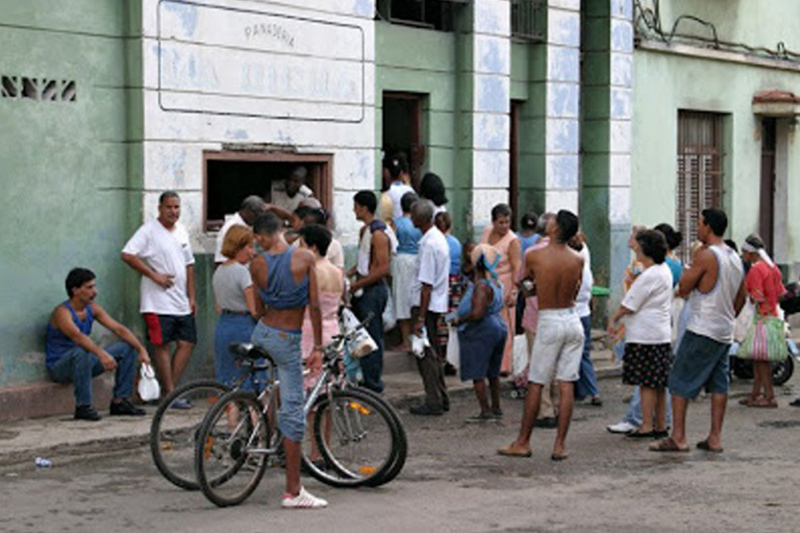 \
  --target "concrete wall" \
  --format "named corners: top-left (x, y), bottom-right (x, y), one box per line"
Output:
top-left (0, 2), bottom-right (134, 389)
top-left (632, 0), bottom-right (800, 274)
